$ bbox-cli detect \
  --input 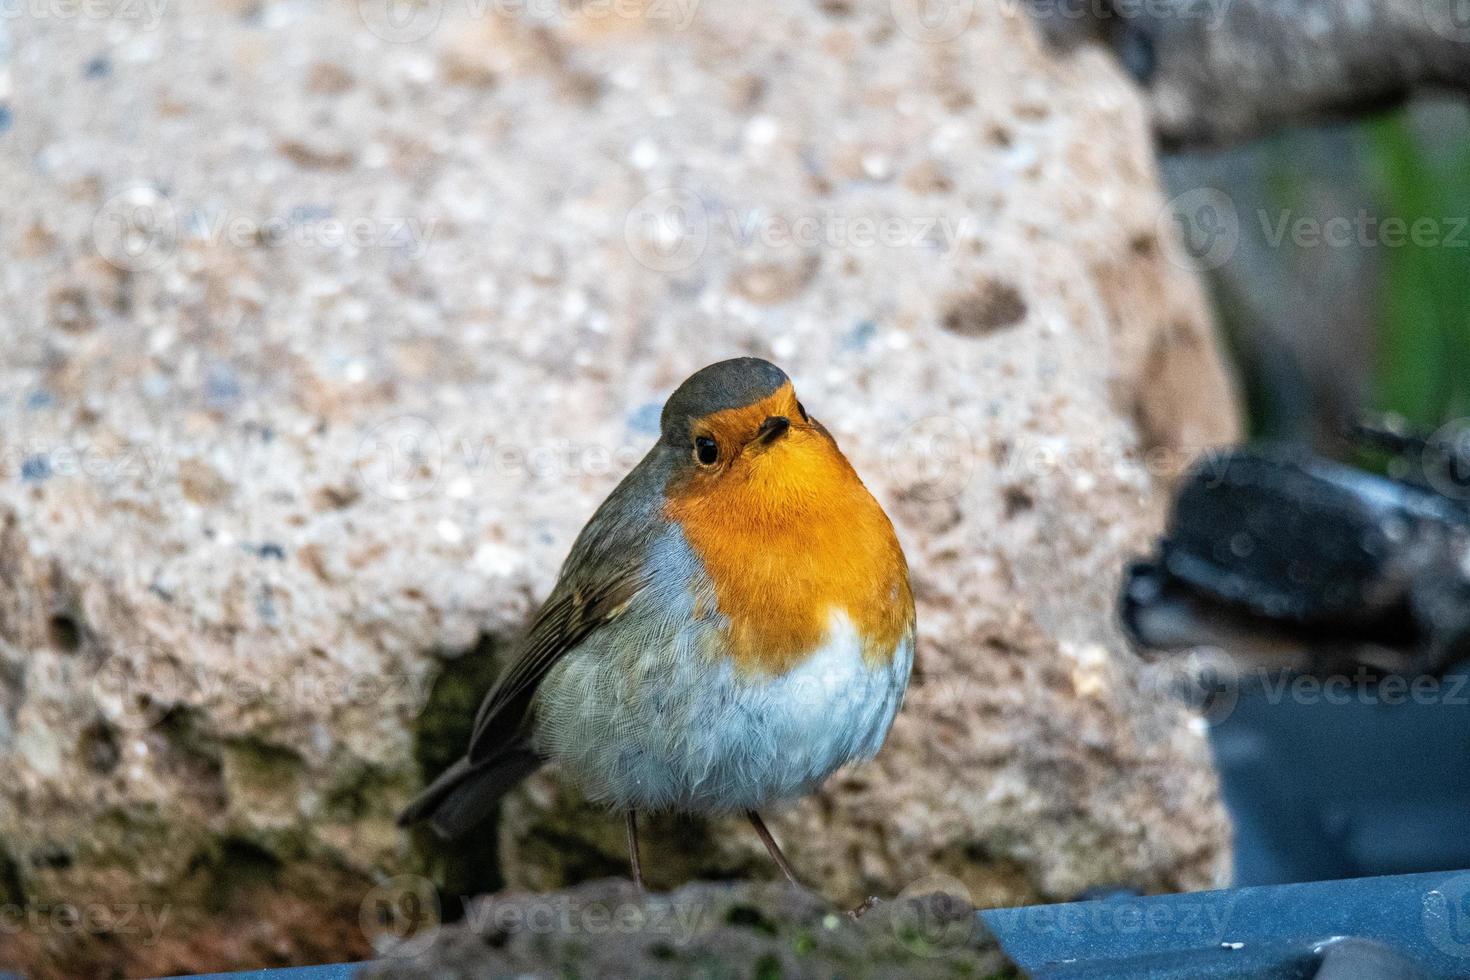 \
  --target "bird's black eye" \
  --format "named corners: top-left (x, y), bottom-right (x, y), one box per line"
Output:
top-left (694, 436), bottom-right (719, 465)
top-left (795, 401), bottom-right (809, 422)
